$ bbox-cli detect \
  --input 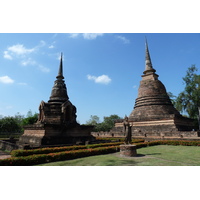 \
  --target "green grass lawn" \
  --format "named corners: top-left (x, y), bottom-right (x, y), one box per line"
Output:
top-left (37, 145), bottom-right (200, 166)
